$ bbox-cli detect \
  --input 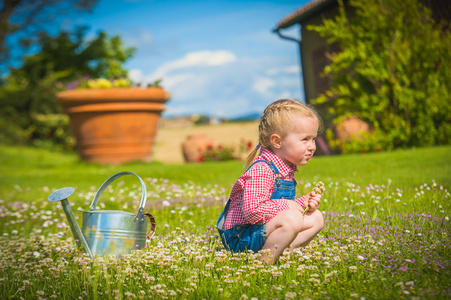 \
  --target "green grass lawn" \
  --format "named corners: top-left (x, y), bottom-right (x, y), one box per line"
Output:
top-left (0, 145), bottom-right (450, 299)
top-left (1, 144), bottom-right (449, 196)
